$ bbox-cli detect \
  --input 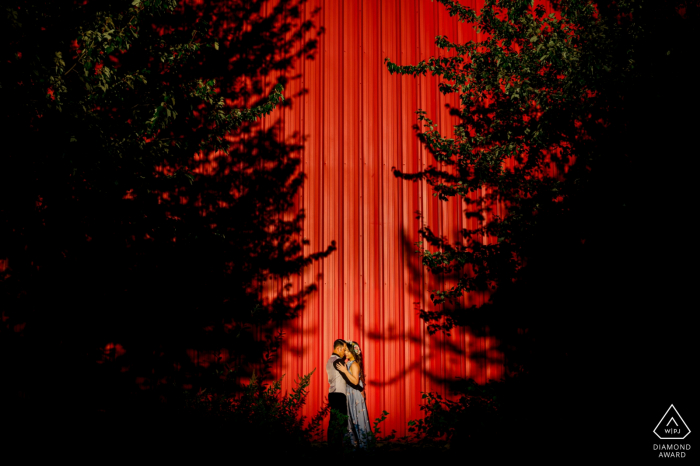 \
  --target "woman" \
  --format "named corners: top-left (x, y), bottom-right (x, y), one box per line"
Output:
top-left (335, 340), bottom-right (372, 449)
